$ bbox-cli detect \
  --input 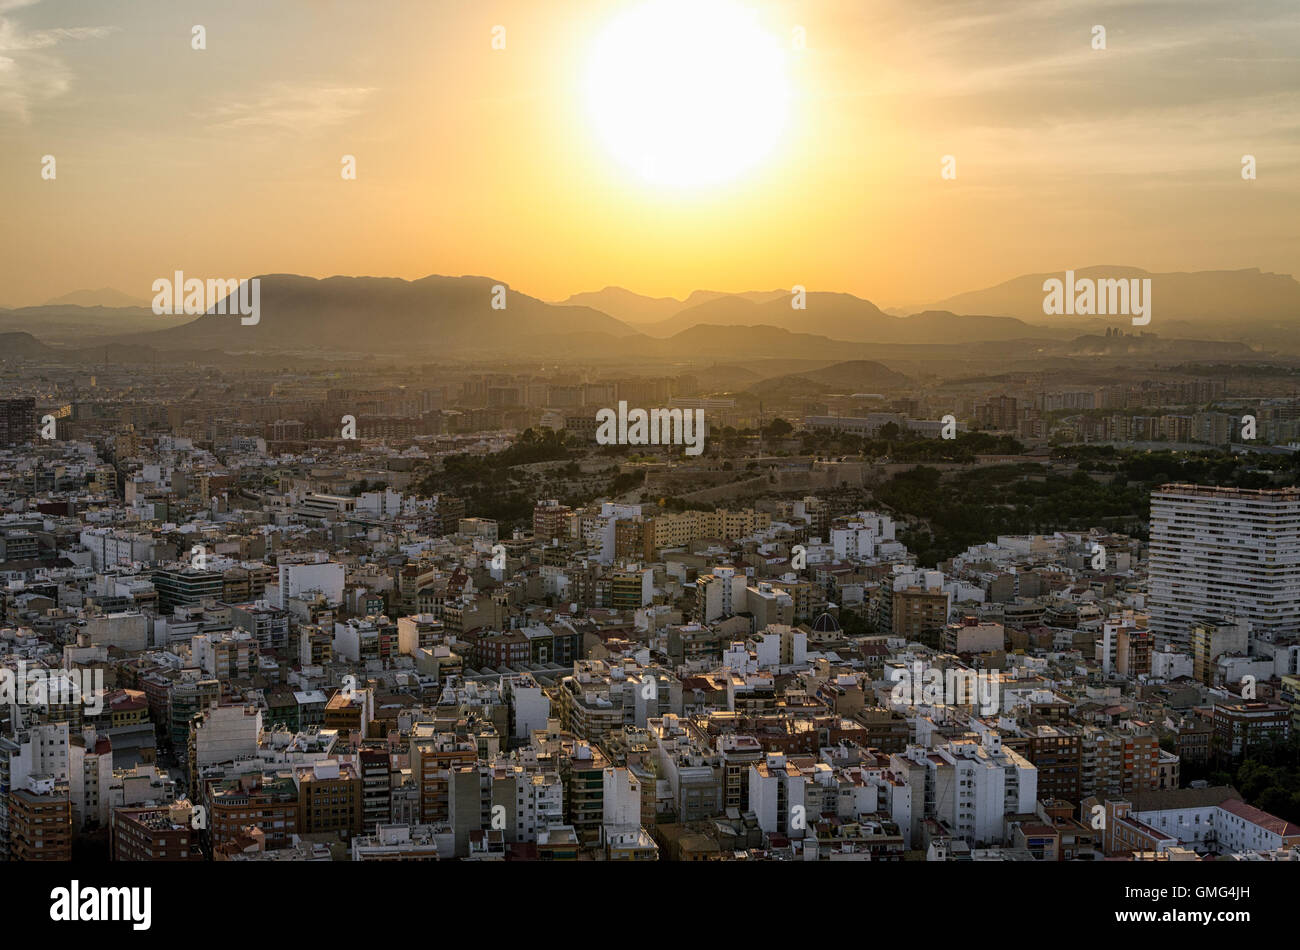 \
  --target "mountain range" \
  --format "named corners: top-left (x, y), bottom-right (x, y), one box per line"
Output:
top-left (920, 266), bottom-right (1300, 324)
top-left (6, 266), bottom-right (1295, 361)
